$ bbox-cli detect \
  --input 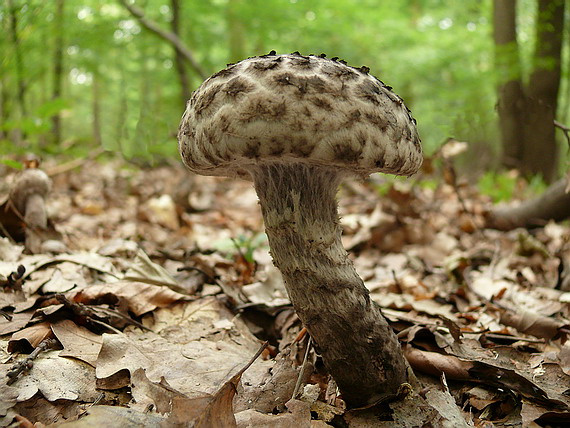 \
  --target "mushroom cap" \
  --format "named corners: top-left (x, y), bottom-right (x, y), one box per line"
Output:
top-left (178, 53), bottom-right (422, 179)
top-left (9, 168), bottom-right (51, 214)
